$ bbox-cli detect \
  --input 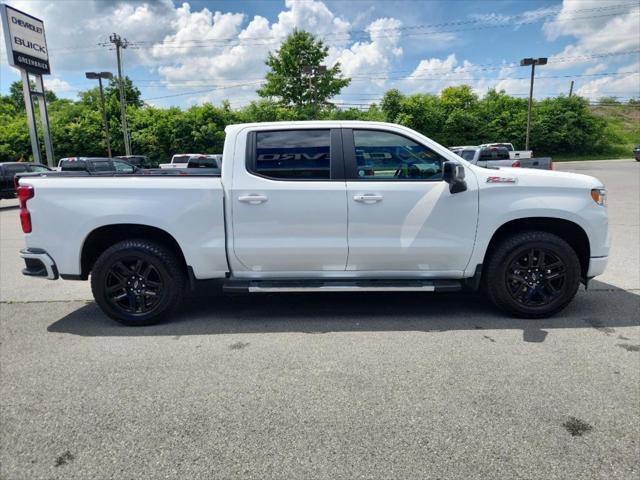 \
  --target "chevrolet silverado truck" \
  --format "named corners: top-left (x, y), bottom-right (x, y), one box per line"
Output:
top-left (17, 121), bottom-right (609, 325)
